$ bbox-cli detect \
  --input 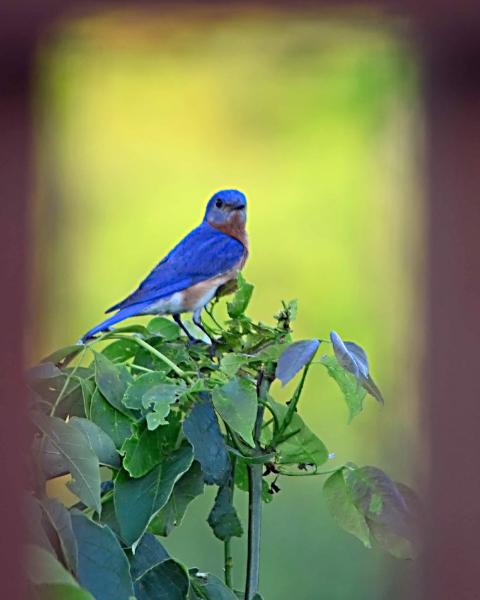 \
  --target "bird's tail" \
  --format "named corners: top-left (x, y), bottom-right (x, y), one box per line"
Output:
top-left (81, 304), bottom-right (145, 342)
